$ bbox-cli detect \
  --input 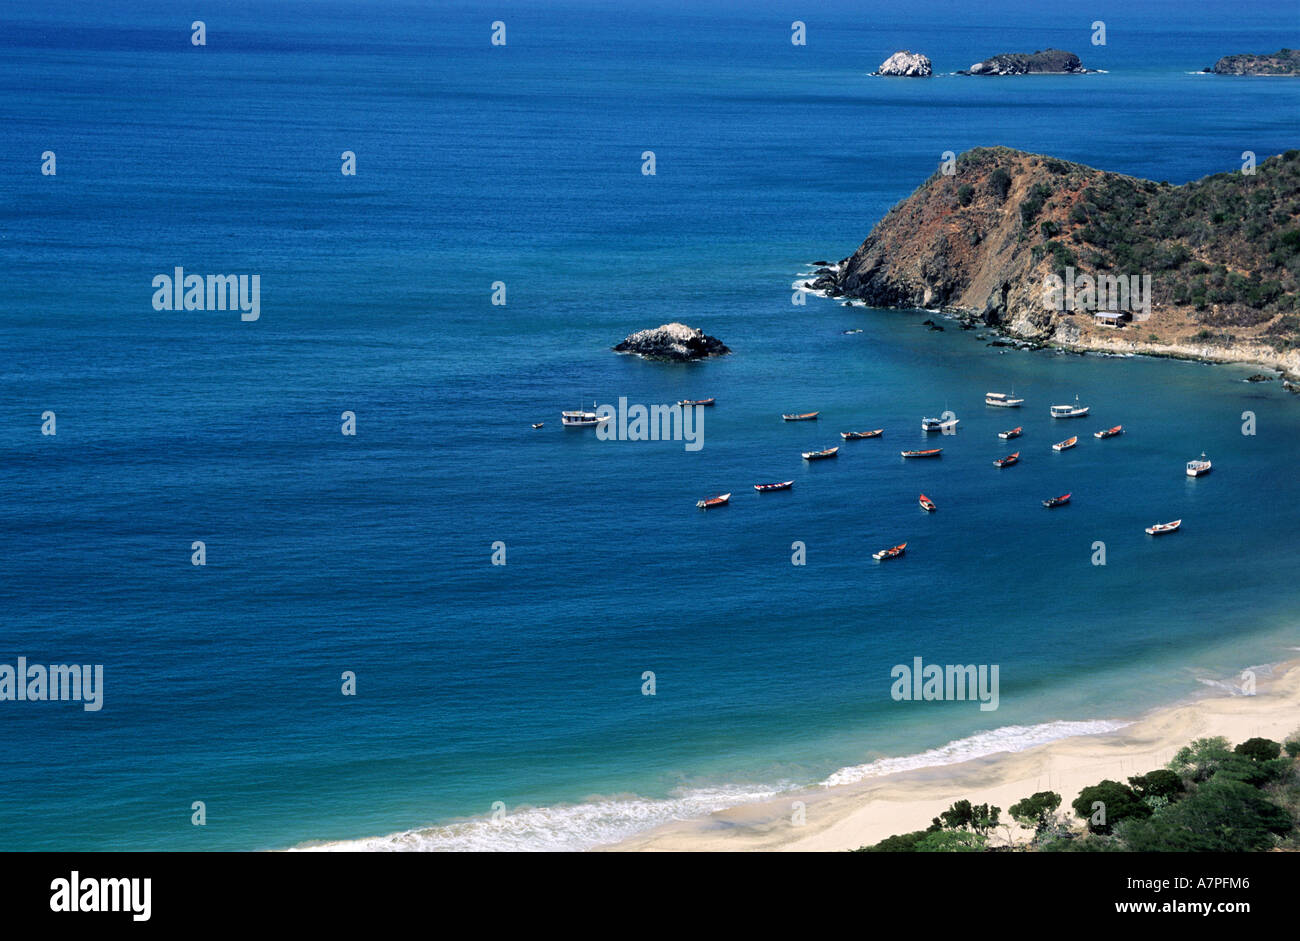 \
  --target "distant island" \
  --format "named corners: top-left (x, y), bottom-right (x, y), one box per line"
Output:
top-left (1205, 48), bottom-right (1300, 75)
top-left (875, 51), bottom-right (932, 77)
top-left (613, 322), bottom-right (730, 361)
top-left (958, 49), bottom-right (1087, 75)
top-left (805, 147), bottom-right (1300, 379)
